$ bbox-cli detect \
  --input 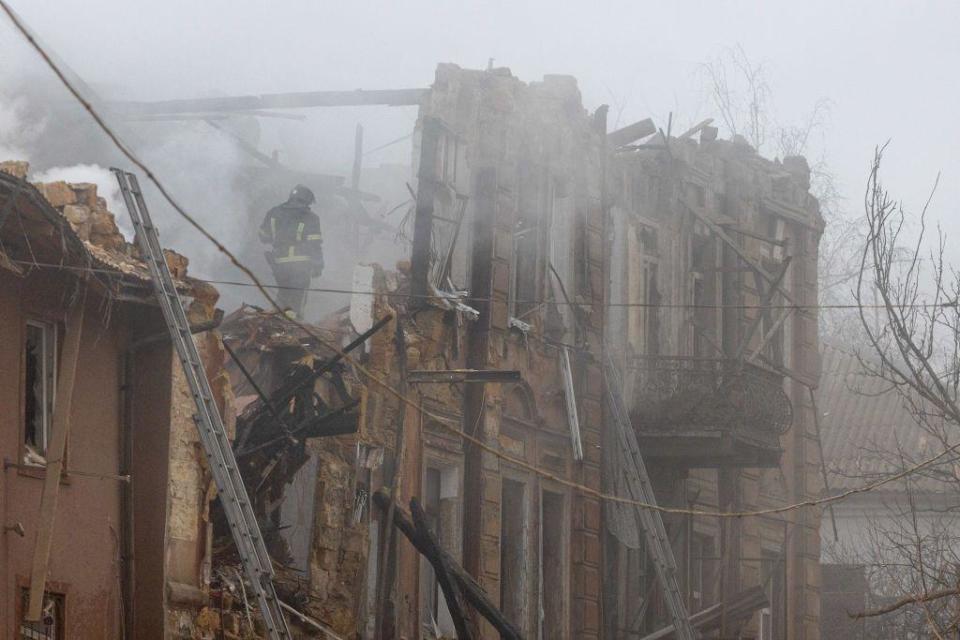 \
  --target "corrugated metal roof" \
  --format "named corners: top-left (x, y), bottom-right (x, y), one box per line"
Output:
top-left (816, 343), bottom-right (955, 492)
